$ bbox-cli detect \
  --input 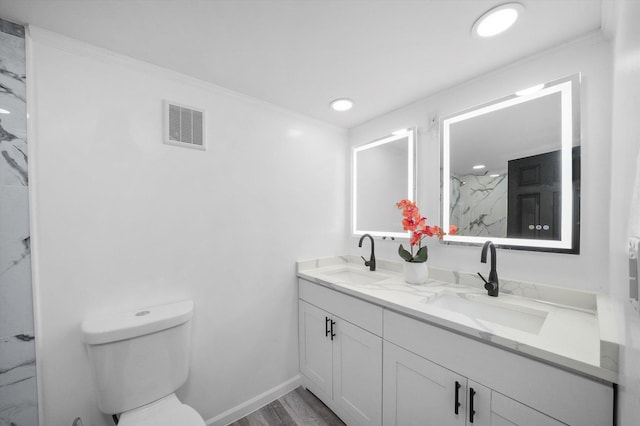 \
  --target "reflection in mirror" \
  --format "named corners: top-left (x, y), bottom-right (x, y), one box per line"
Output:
top-left (353, 128), bottom-right (416, 238)
top-left (442, 74), bottom-right (580, 253)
